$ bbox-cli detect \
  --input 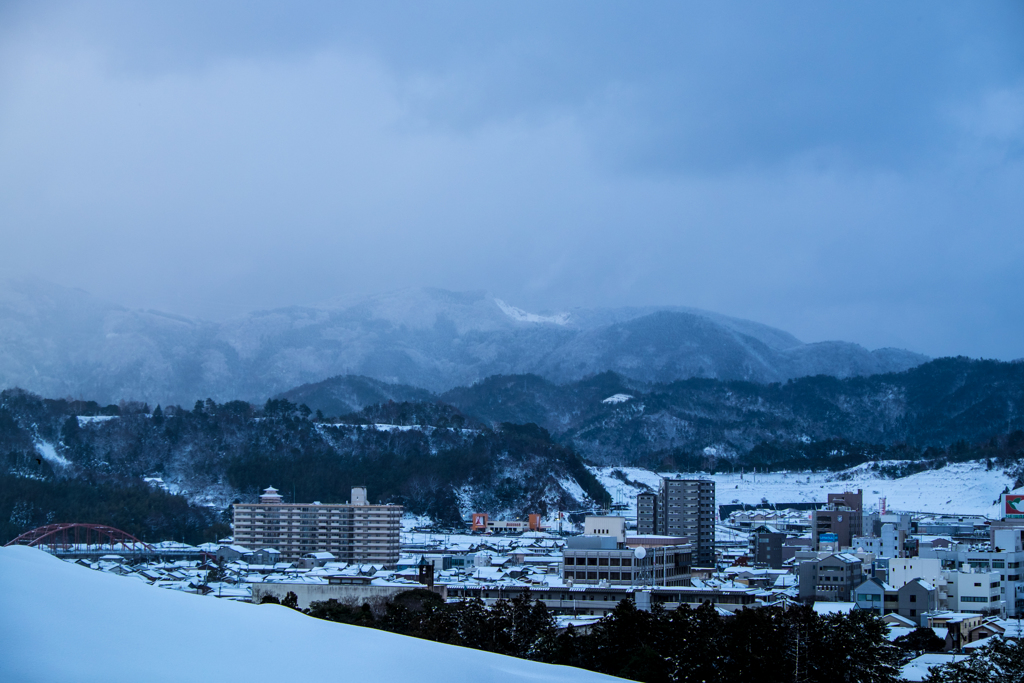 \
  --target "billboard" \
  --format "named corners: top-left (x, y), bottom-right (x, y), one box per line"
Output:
top-left (1004, 495), bottom-right (1024, 520)
top-left (819, 533), bottom-right (838, 542)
